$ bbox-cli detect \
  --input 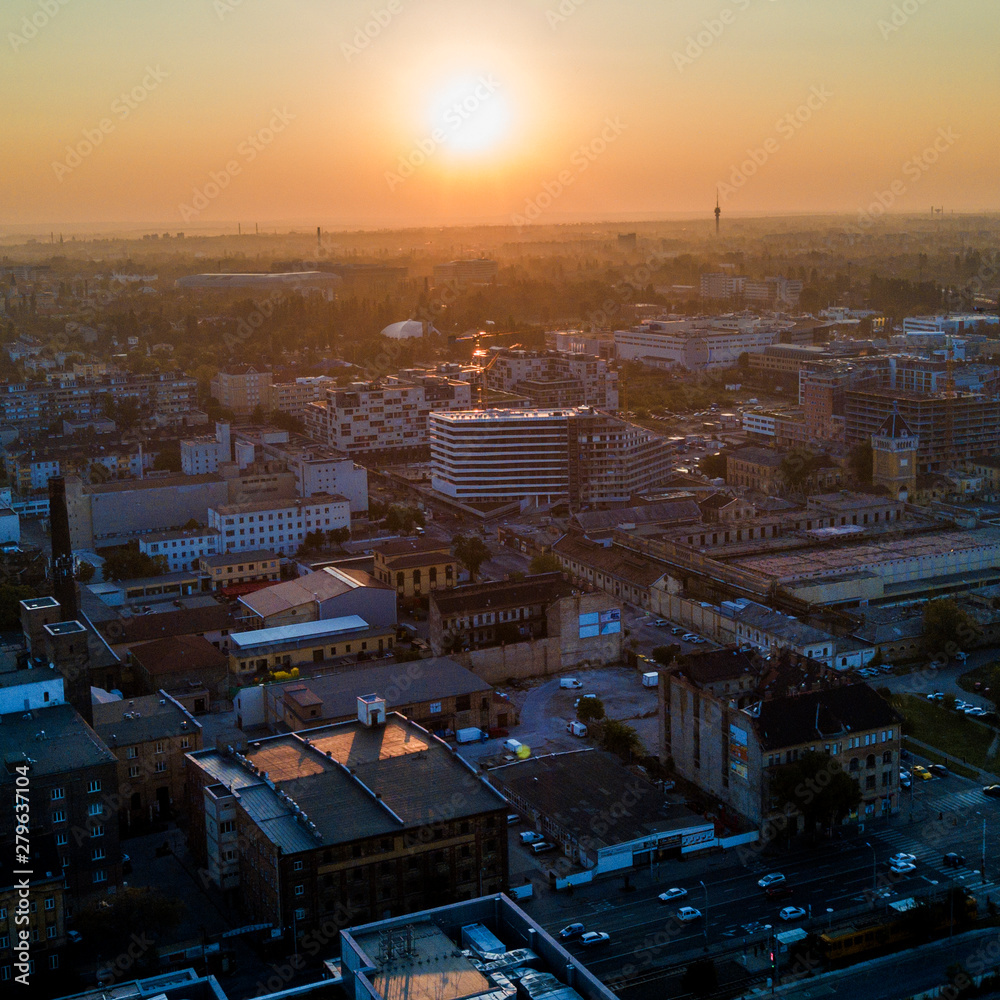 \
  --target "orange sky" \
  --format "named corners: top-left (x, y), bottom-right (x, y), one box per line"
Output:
top-left (2, 0), bottom-right (997, 230)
